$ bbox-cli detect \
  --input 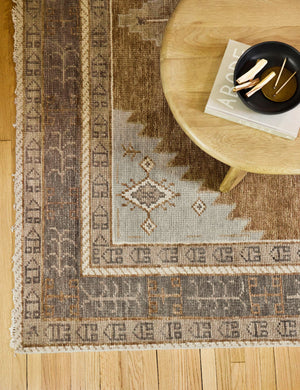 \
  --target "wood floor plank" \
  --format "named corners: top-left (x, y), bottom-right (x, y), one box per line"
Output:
top-left (259, 348), bottom-right (276, 390)
top-left (231, 362), bottom-right (246, 390)
top-left (120, 351), bottom-right (158, 390)
top-left (99, 352), bottom-right (122, 390)
top-left (0, 0), bottom-right (15, 141)
top-left (28, 354), bottom-right (42, 390)
top-left (215, 348), bottom-right (232, 390)
top-left (41, 353), bottom-right (72, 390)
top-left (200, 349), bottom-right (217, 390)
top-left (230, 348), bottom-right (245, 363)
top-left (0, 141), bottom-right (26, 390)
top-left (274, 347), bottom-right (293, 390)
top-left (288, 348), bottom-right (300, 390)
top-left (71, 352), bottom-right (101, 390)
top-left (244, 348), bottom-right (261, 390)
top-left (100, 351), bottom-right (158, 390)
top-left (157, 349), bottom-right (202, 390)
top-left (230, 347), bottom-right (246, 390)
